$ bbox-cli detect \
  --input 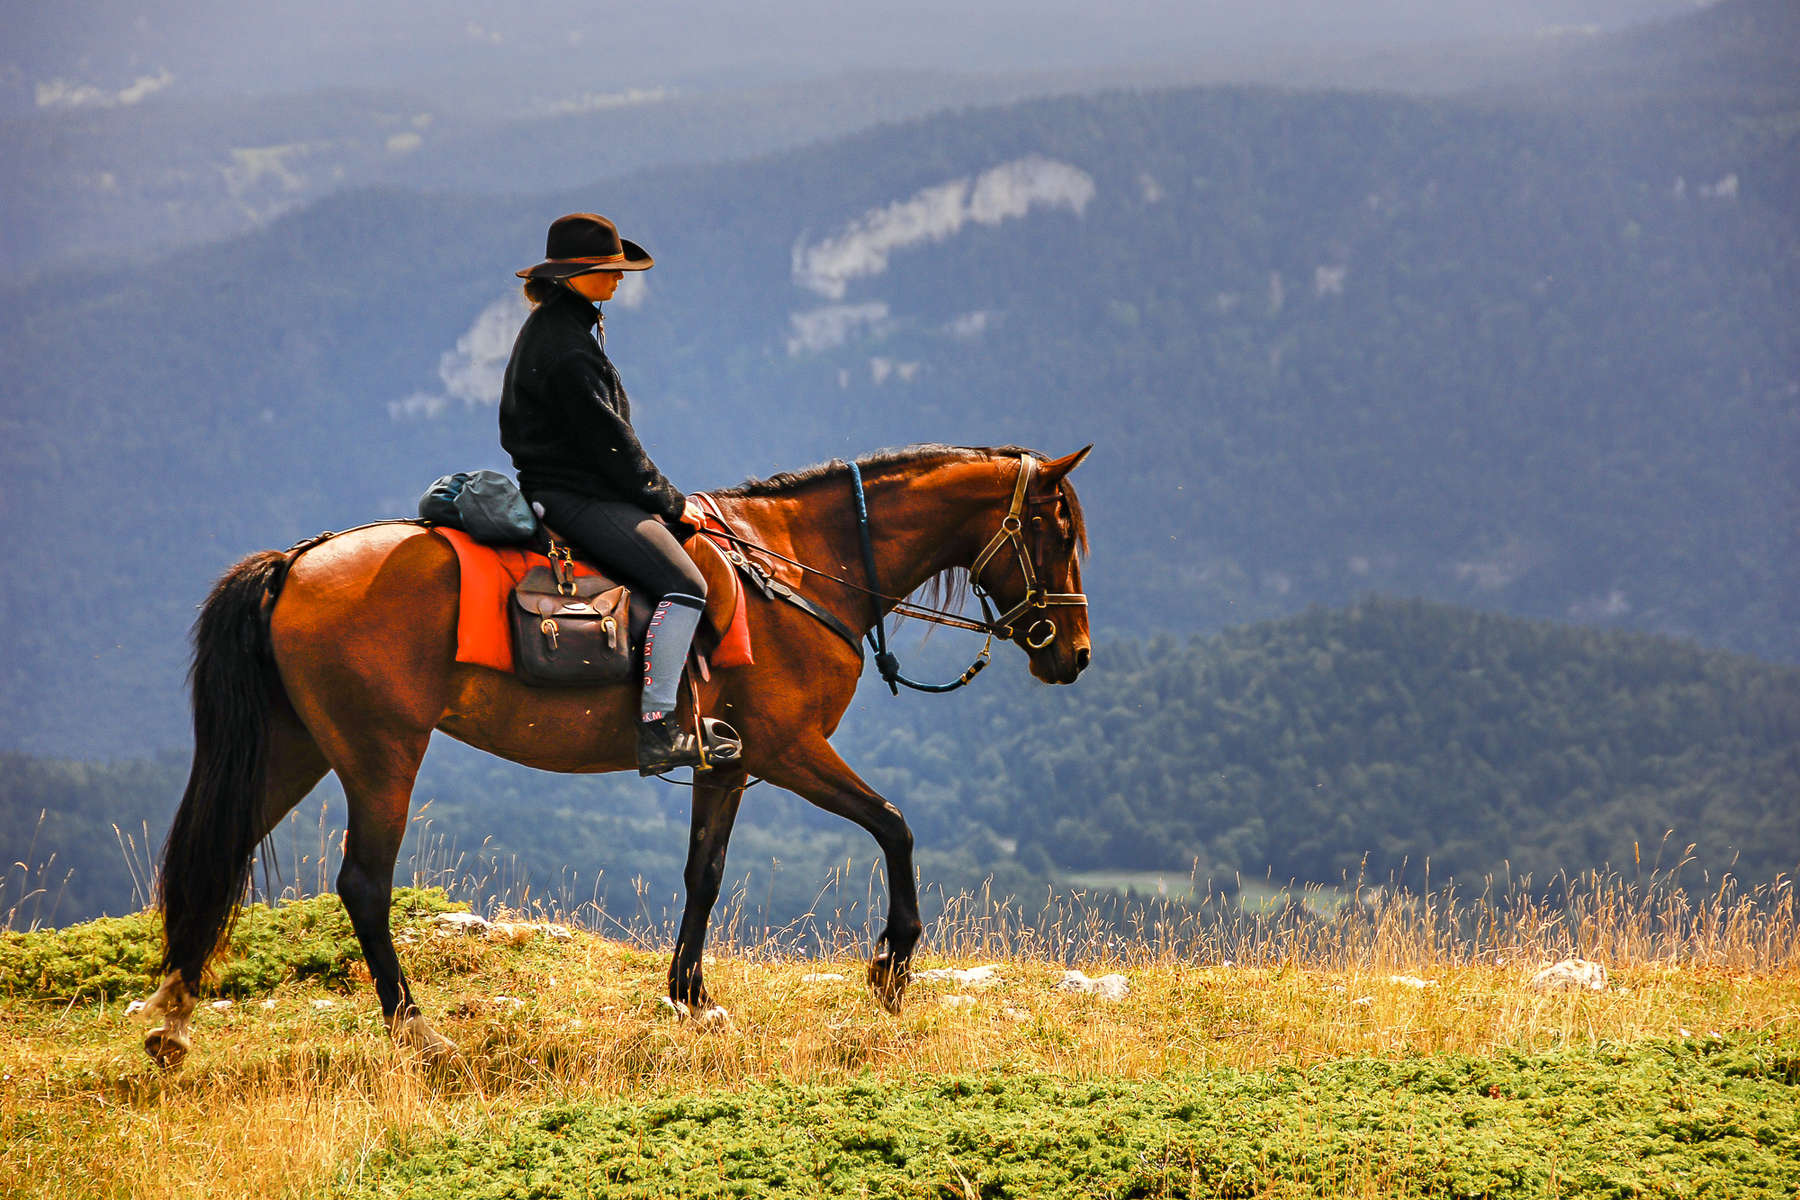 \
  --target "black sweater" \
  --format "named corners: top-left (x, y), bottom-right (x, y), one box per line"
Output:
top-left (498, 287), bottom-right (685, 520)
